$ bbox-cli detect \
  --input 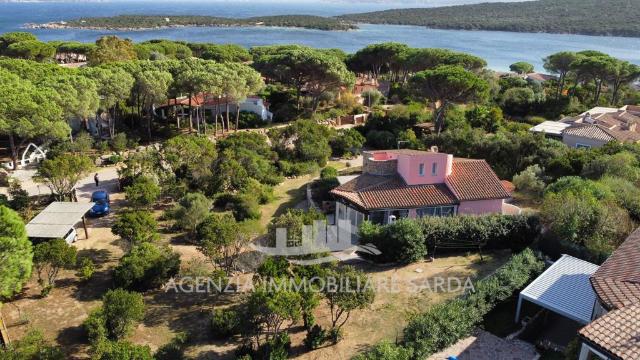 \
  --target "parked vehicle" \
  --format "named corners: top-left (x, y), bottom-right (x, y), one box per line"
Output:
top-left (89, 190), bottom-right (110, 216)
